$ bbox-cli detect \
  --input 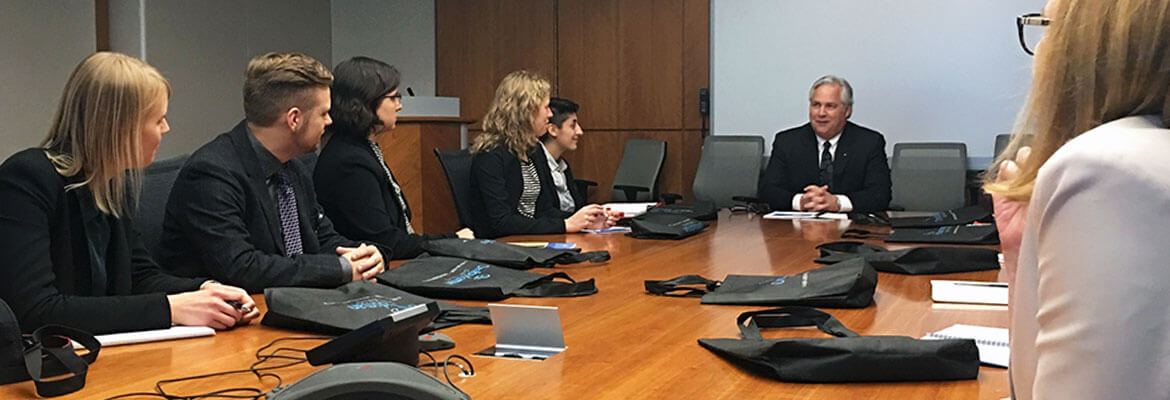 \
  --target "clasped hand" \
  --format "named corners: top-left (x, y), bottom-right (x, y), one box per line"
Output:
top-left (339, 243), bottom-right (385, 281)
top-left (800, 185), bottom-right (840, 212)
